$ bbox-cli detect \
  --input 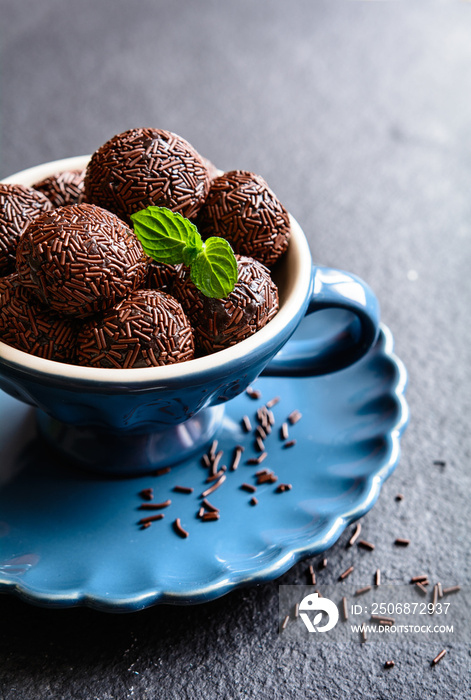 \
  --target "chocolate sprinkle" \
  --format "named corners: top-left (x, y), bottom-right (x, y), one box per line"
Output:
top-left (394, 538), bottom-right (410, 547)
top-left (348, 523), bottom-right (362, 547)
top-left (384, 660), bottom-right (395, 669)
top-left (355, 586), bottom-right (372, 596)
top-left (358, 540), bottom-right (375, 551)
top-left (338, 566), bottom-right (354, 581)
top-left (250, 496), bottom-right (258, 506)
top-left (173, 518), bottom-right (189, 538)
top-left (173, 486), bottom-right (194, 494)
top-left (241, 483), bottom-right (257, 493)
top-left (431, 649), bottom-right (447, 666)
top-left (342, 597), bottom-right (348, 621)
